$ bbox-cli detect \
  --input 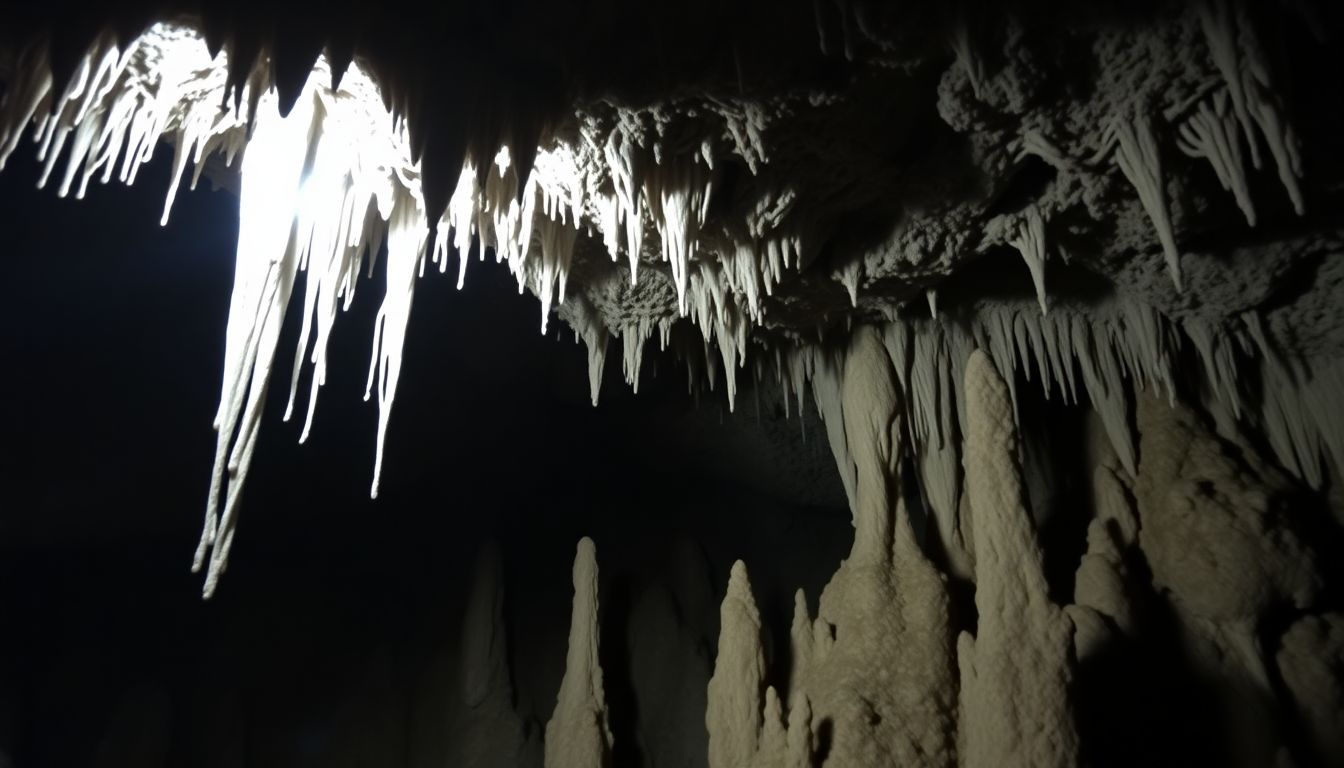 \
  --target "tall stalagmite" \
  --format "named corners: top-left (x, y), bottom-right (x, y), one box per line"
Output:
top-left (544, 537), bottom-right (613, 768)
top-left (706, 561), bottom-right (766, 768)
top-left (957, 350), bottom-right (1077, 768)
top-left (628, 539), bottom-right (715, 767)
top-left (447, 542), bottom-right (535, 768)
top-left (796, 326), bottom-right (957, 766)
